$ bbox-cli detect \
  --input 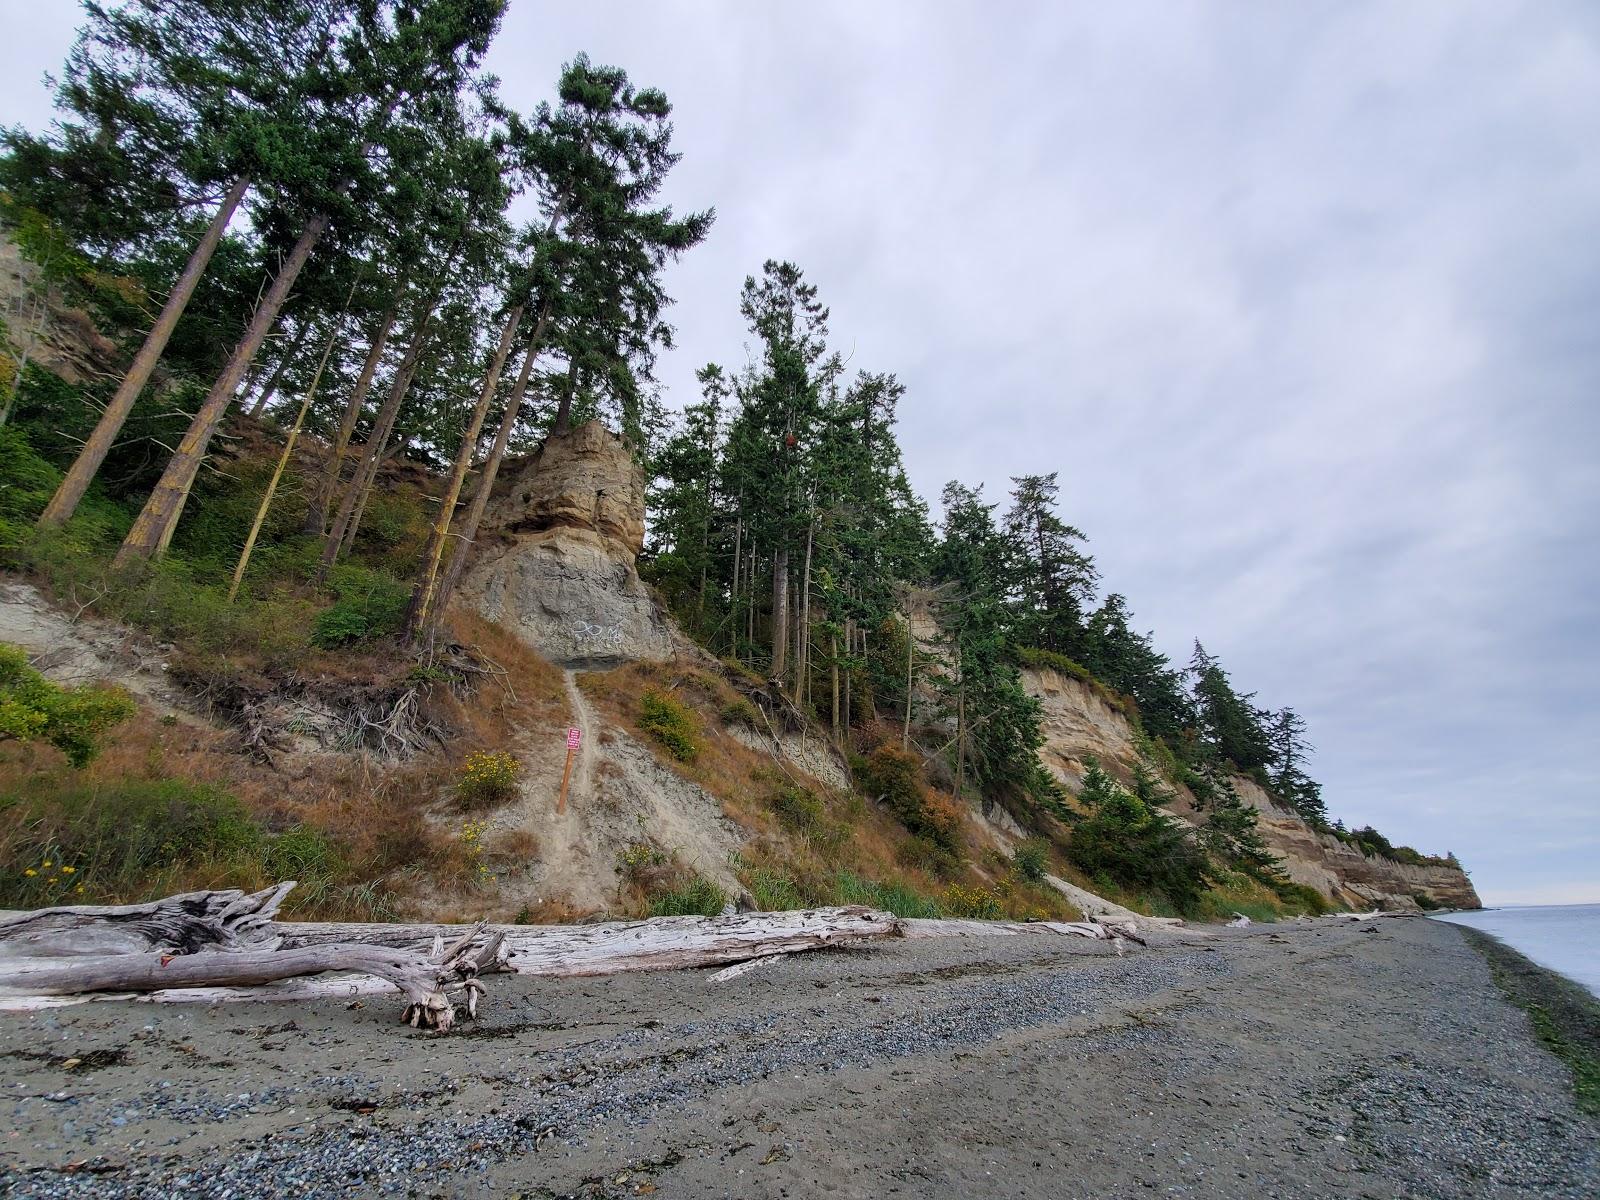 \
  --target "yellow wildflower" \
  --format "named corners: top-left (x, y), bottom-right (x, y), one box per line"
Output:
top-left (24, 869), bottom-right (37, 877)
top-left (42, 861), bottom-right (51, 868)
top-left (61, 866), bottom-right (75, 875)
